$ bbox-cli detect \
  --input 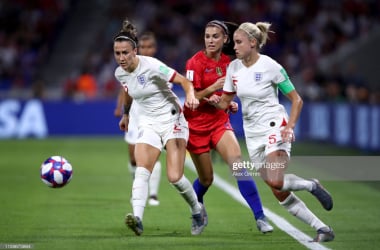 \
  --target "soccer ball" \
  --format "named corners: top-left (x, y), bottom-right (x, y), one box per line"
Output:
top-left (40, 156), bottom-right (73, 188)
